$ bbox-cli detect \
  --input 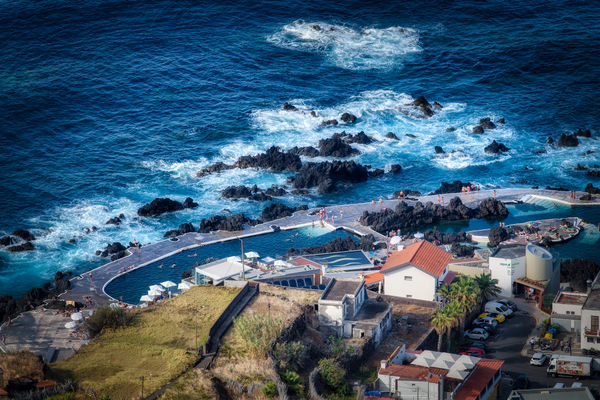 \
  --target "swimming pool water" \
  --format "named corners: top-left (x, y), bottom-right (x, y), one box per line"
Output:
top-left (105, 225), bottom-right (358, 303)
